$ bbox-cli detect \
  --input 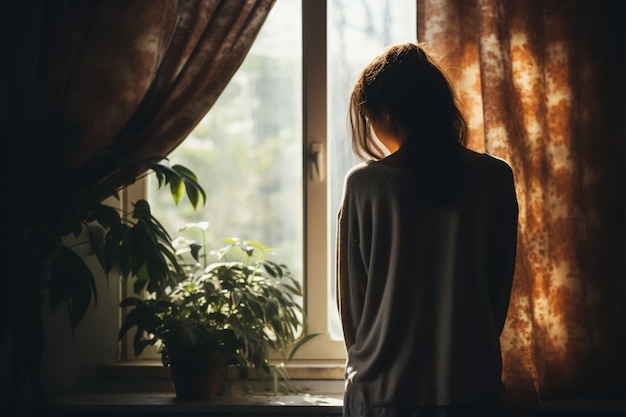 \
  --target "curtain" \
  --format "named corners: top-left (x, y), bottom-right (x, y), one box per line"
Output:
top-left (1, 0), bottom-right (275, 412)
top-left (2, 0), bottom-right (276, 204)
top-left (418, 0), bottom-right (625, 406)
